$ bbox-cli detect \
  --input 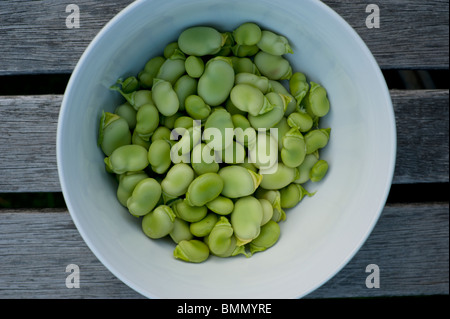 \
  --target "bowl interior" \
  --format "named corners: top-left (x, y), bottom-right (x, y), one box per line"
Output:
top-left (57, 0), bottom-right (396, 298)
